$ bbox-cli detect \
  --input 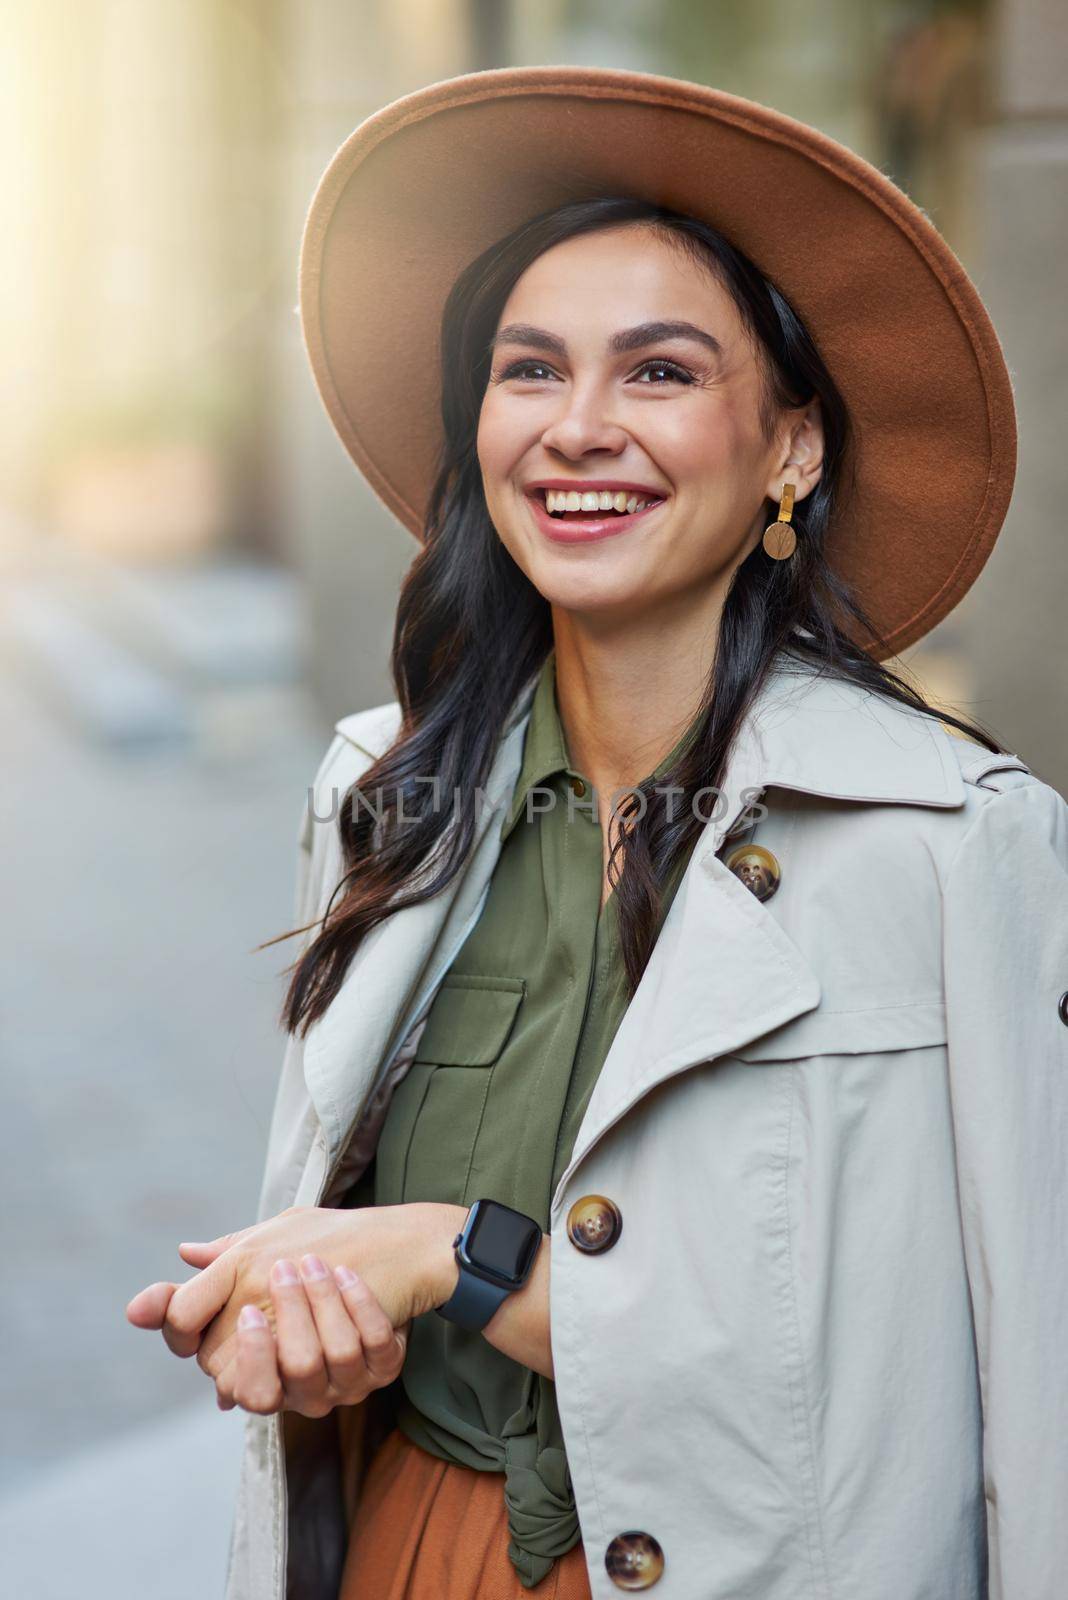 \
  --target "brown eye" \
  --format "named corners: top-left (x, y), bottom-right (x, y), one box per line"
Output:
top-left (498, 360), bottom-right (559, 382)
top-left (633, 358), bottom-right (695, 385)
